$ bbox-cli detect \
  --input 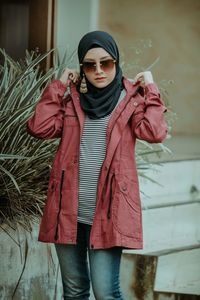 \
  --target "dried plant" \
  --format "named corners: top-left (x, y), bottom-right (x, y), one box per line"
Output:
top-left (121, 39), bottom-right (175, 185)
